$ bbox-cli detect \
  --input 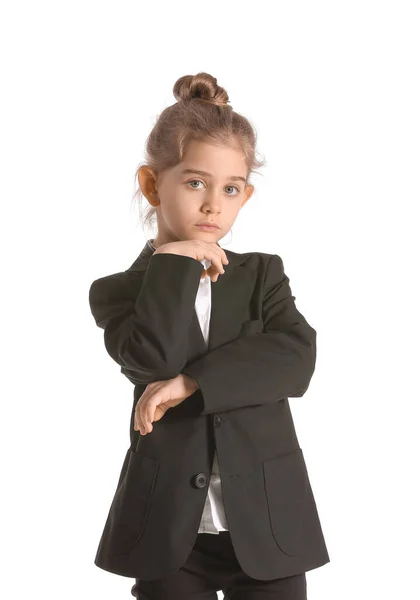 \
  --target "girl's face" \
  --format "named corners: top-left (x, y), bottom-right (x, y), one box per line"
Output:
top-left (140, 140), bottom-right (254, 246)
